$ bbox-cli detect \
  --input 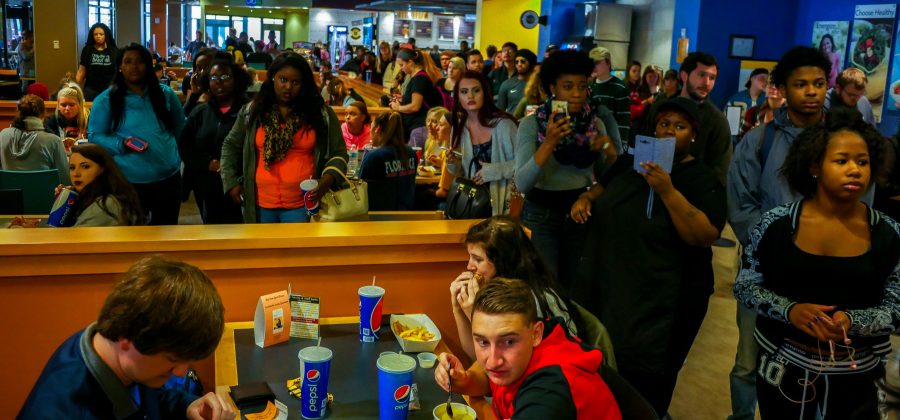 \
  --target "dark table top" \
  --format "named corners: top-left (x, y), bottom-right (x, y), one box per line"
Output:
top-left (234, 323), bottom-right (467, 419)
